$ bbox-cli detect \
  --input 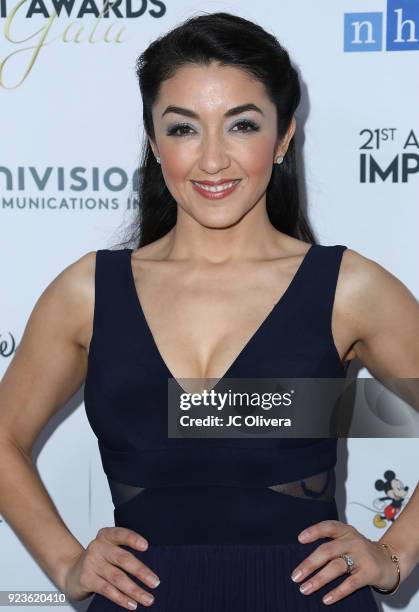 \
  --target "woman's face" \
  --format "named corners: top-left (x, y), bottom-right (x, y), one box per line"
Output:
top-left (149, 62), bottom-right (295, 228)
